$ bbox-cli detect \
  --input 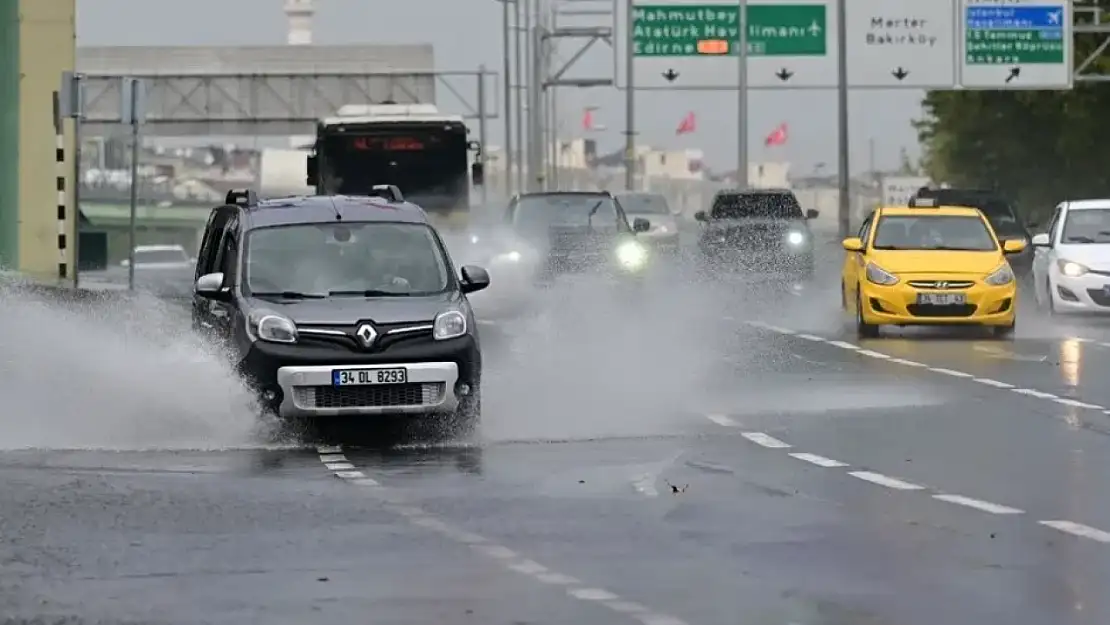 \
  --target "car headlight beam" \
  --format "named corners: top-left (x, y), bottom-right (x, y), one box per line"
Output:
top-left (616, 241), bottom-right (648, 269)
top-left (786, 231), bottom-right (805, 246)
top-left (1057, 259), bottom-right (1089, 277)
